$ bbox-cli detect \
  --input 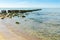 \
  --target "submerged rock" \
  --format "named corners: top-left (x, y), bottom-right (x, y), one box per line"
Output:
top-left (1, 17), bottom-right (4, 19)
top-left (16, 22), bottom-right (20, 24)
top-left (22, 15), bottom-right (26, 18)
